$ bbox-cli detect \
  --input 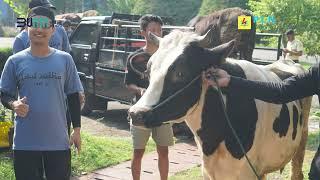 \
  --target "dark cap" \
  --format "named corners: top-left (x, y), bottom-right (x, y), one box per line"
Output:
top-left (62, 20), bottom-right (71, 26)
top-left (29, 0), bottom-right (56, 10)
top-left (28, 6), bottom-right (55, 24)
top-left (286, 29), bottom-right (294, 35)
